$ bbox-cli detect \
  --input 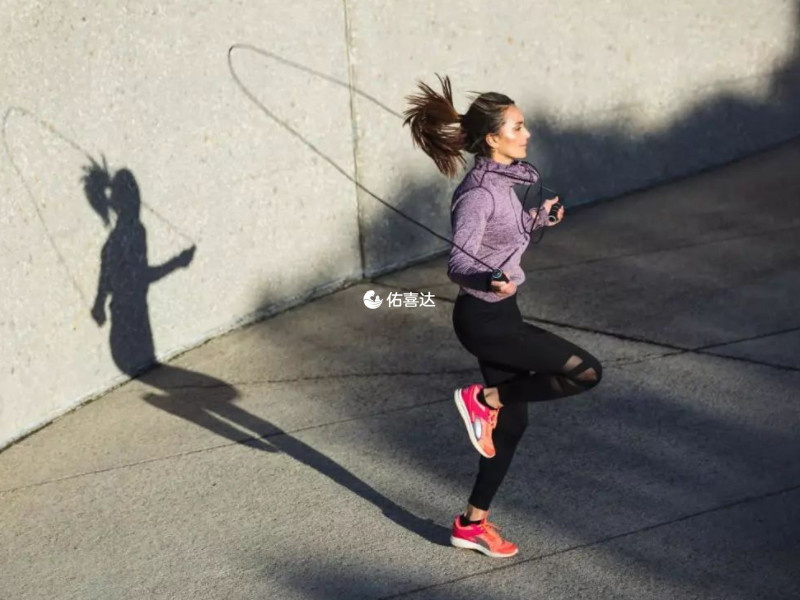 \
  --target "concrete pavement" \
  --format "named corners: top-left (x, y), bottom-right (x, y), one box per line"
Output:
top-left (1, 139), bottom-right (799, 599)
